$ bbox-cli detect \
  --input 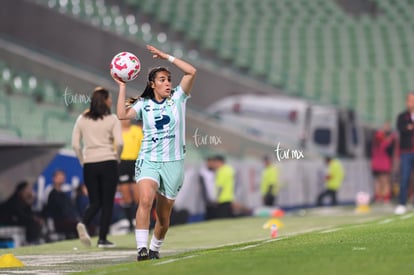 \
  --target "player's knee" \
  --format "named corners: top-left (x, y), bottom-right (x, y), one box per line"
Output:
top-left (157, 214), bottom-right (170, 227)
top-left (138, 195), bottom-right (153, 210)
